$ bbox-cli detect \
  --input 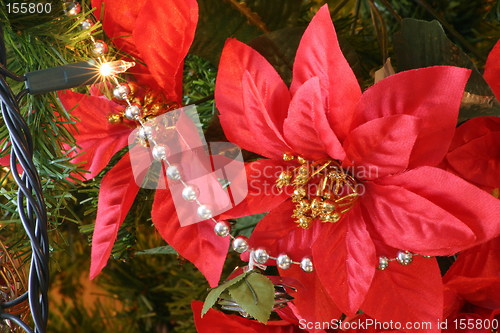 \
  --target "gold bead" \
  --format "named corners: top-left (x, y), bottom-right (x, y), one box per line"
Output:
top-left (297, 156), bottom-right (306, 164)
top-left (321, 202), bottom-right (335, 214)
top-left (321, 212), bottom-right (340, 223)
top-left (276, 171), bottom-right (293, 188)
top-left (293, 175), bottom-right (308, 186)
top-left (292, 187), bottom-right (306, 202)
top-left (310, 198), bottom-right (322, 217)
top-left (297, 216), bottom-right (312, 229)
top-left (298, 199), bottom-right (310, 210)
top-left (298, 165), bottom-right (309, 176)
top-left (283, 153), bottom-right (295, 161)
top-left (107, 113), bottom-right (123, 124)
